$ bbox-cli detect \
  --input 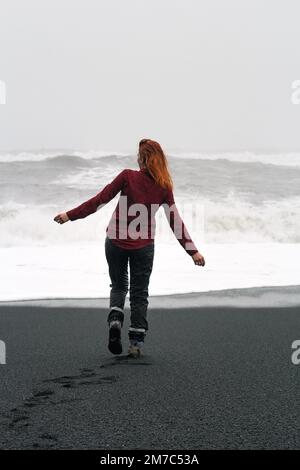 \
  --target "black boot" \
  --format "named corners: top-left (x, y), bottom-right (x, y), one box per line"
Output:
top-left (108, 318), bottom-right (122, 355)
